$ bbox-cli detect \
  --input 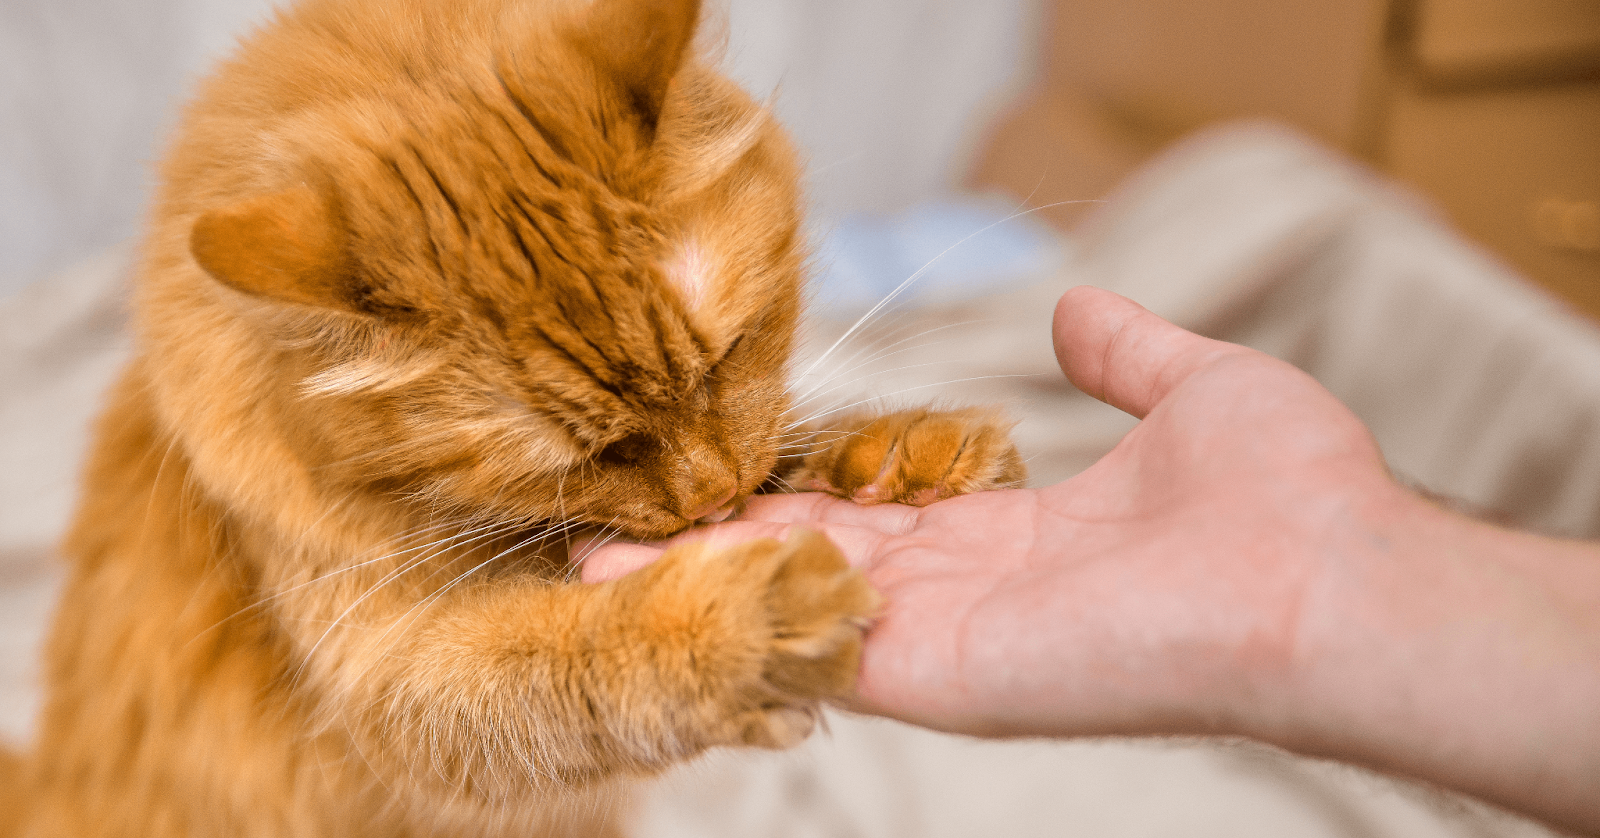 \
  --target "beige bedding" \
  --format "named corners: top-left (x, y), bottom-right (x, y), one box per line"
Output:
top-left (1, 123), bottom-right (1584, 836)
